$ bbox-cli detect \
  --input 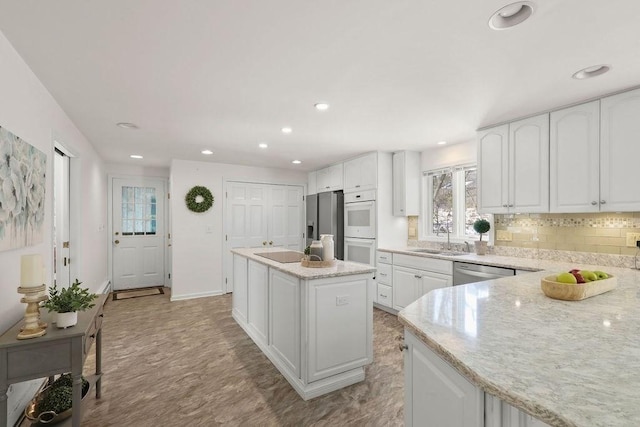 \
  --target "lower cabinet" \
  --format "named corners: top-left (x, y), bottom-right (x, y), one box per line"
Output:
top-left (232, 254), bottom-right (248, 323)
top-left (404, 329), bottom-right (484, 427)
top-left (393, 266), bottom-right (452, 311)
top-left (247, 260), bottom-right (269, 346)
top-left (404, 329), bottom-right (551, 427)
top-left (269, 269), bottom-right (300, 377)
